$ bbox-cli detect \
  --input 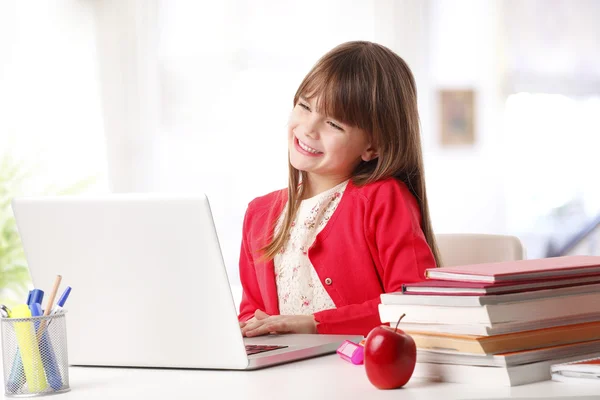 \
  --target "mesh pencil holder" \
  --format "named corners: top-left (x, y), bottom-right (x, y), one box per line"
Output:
top-left (1, 312), bottom-right (70, 397)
